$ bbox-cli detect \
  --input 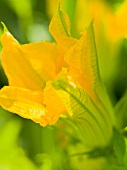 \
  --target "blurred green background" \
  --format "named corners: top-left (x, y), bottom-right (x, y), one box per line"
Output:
top-left (0, 0), bottom-right (127, 169)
